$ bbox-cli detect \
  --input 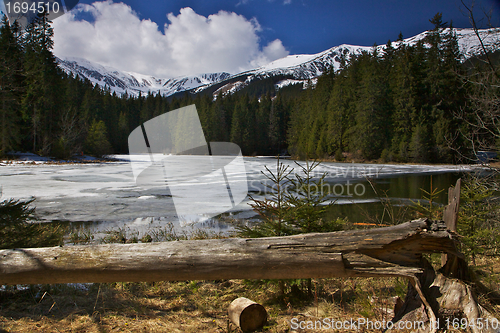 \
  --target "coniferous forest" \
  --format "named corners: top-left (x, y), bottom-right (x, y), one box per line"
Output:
top-left (0, 12), bottom-right (498, 163)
